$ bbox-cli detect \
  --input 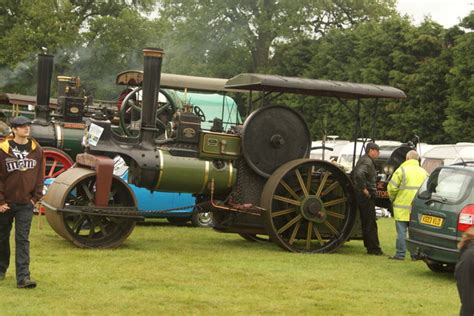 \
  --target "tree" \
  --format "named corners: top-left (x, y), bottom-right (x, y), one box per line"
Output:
top-left (158, 0), bottom-right (397, 75)
top-left (0, 1), bottom-right (80, 94)
top-left (443, 12), bottom-right (474, 141)
top-left (72, 9), bottom-right (166, 99)
top-left (0, 0), bottom-right (157, 96)
top-left (270, 16), bottom-right (457, 143)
